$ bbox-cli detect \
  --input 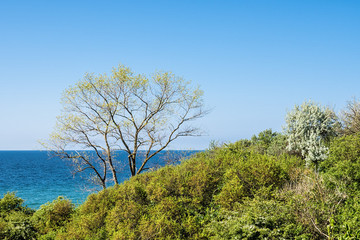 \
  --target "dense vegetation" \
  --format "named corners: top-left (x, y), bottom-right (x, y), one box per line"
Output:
top-left (2, 100), bottom-right (360, 239)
